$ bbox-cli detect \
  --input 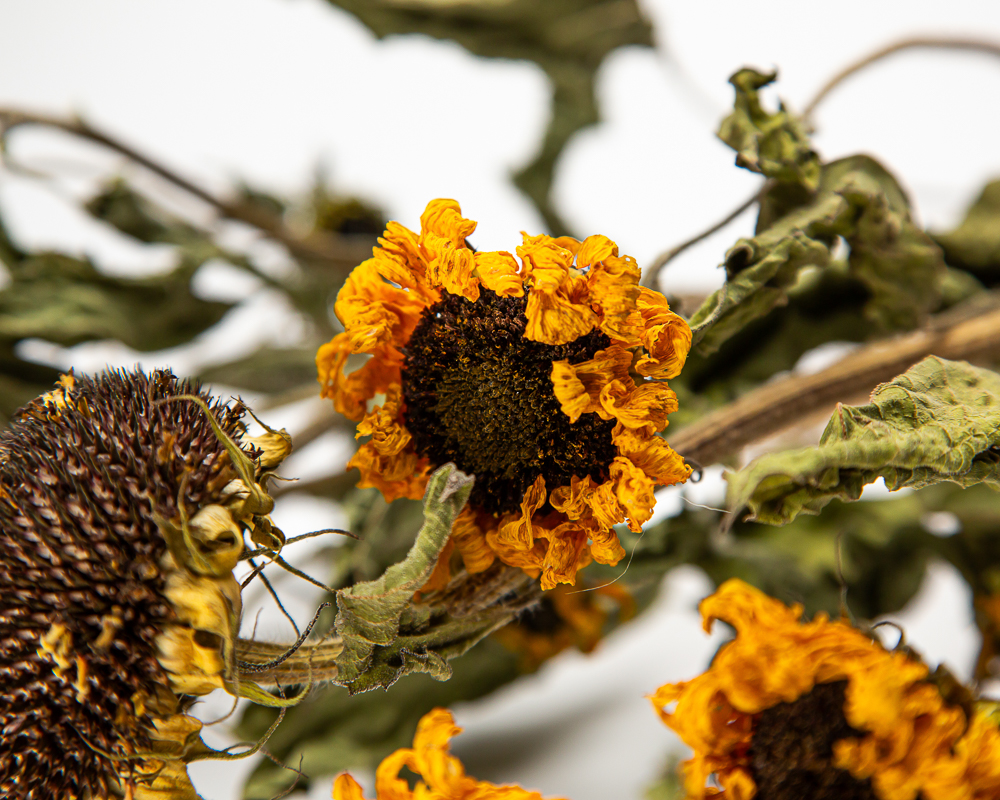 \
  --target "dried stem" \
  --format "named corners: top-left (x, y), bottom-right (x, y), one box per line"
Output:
top-left (671, 295), bottom-right (1000, 467)
top-left (235, 638), bottom-right (343, 685)
top-left (0, 108), bottom-right (370, 270)
top-left (641, 183), bottom-right (763, 289)
top-left (803, 36), bottom-right (1000, 120)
